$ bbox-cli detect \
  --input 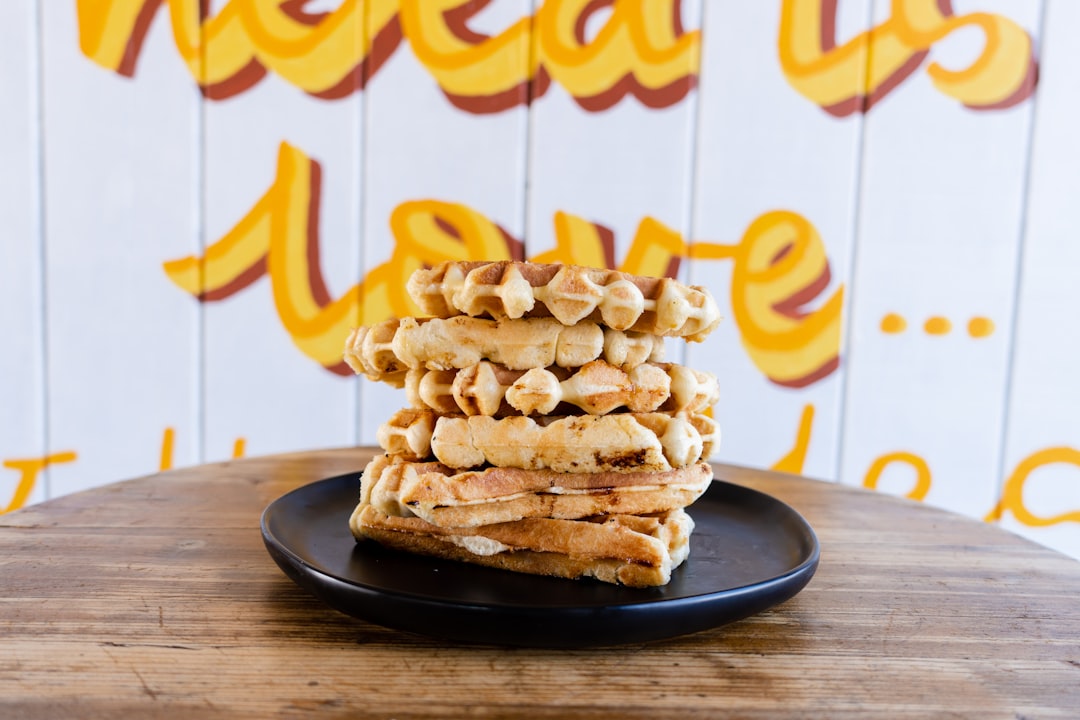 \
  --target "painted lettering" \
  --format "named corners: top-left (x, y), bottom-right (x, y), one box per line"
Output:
top-left (165, 144), bottom-right (843, 389)
top-left (986, 448), bottom-right (1080, 527)
top-left (692, 211), bottom-right (843, 388)
top-left (1, 452), bottom-right (78, 514)
top-left (779, 0), bottom-right (1037, 115)
top-left (863, 450), bottom-right (932, 501)
top-left (78, 0), bottom-right (697, 111)
top-left (160, 427), bottom-right (248, 469)
top-left (772, 404), bottom-right (816, 475)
